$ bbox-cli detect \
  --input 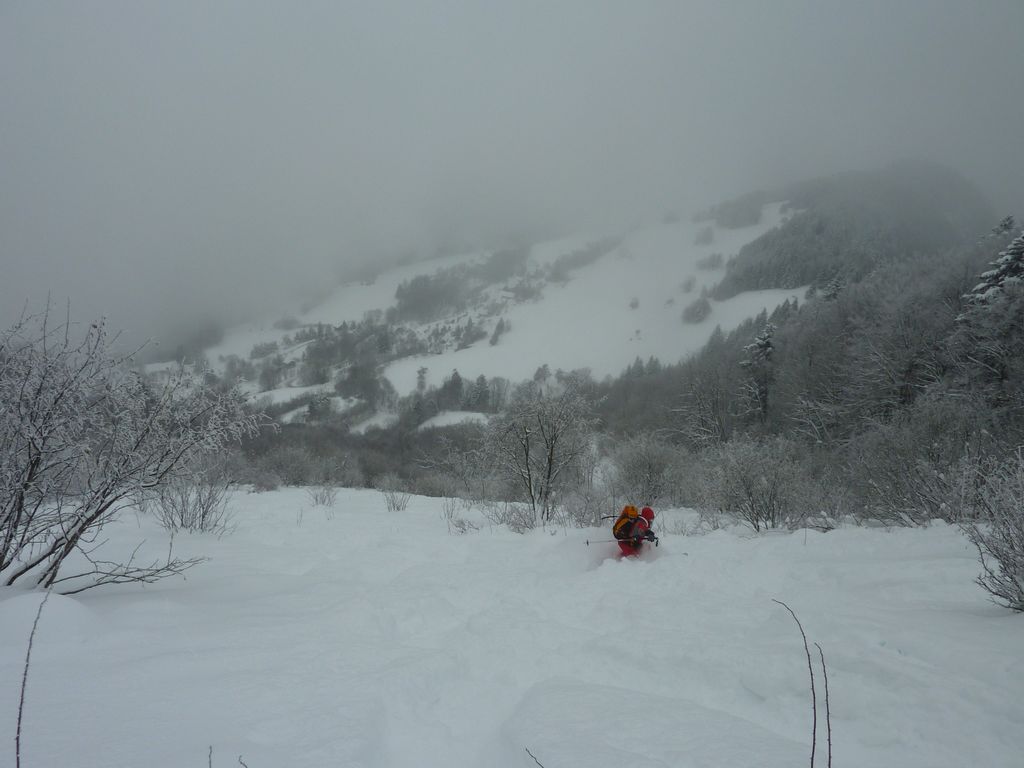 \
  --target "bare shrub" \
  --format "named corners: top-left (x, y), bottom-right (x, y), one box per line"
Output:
top-left (249, 468), bottom-right (281, 492)
top-left (672, 507), bottom-right (726, 535)
top-left (441, 496), bottom-right (479, 535)
top-left (850, 434), bottom-right (982, 525)
top-left (254, 445), bottom-right (335, 487)
top-left (153, 475), bottom-right (233, 535)
top-left (451, 517), bottom-right (479, 534)
top-left (307, 484), bottom-right (339, 508)
top-left (410, 471), bottom-right (458, 498)
top-left (378, 473), bottom-right (411, 512)
top-left (481, 378), bottom-right (597, 524)
top-left (558, 485), bottom-right (614, 528)
top-left (697, 507), bottom-right (727, 532)
top-left (0, 306), bottom-right (262, 591)
top-left (963, 450), bottom-right (1024, 611)
top-left (845, 395), bottom-right (1002, 525)
top-left (441, 495), bottom-right (459, 533)
top-left (476, 499), bottom-right (535, 533)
